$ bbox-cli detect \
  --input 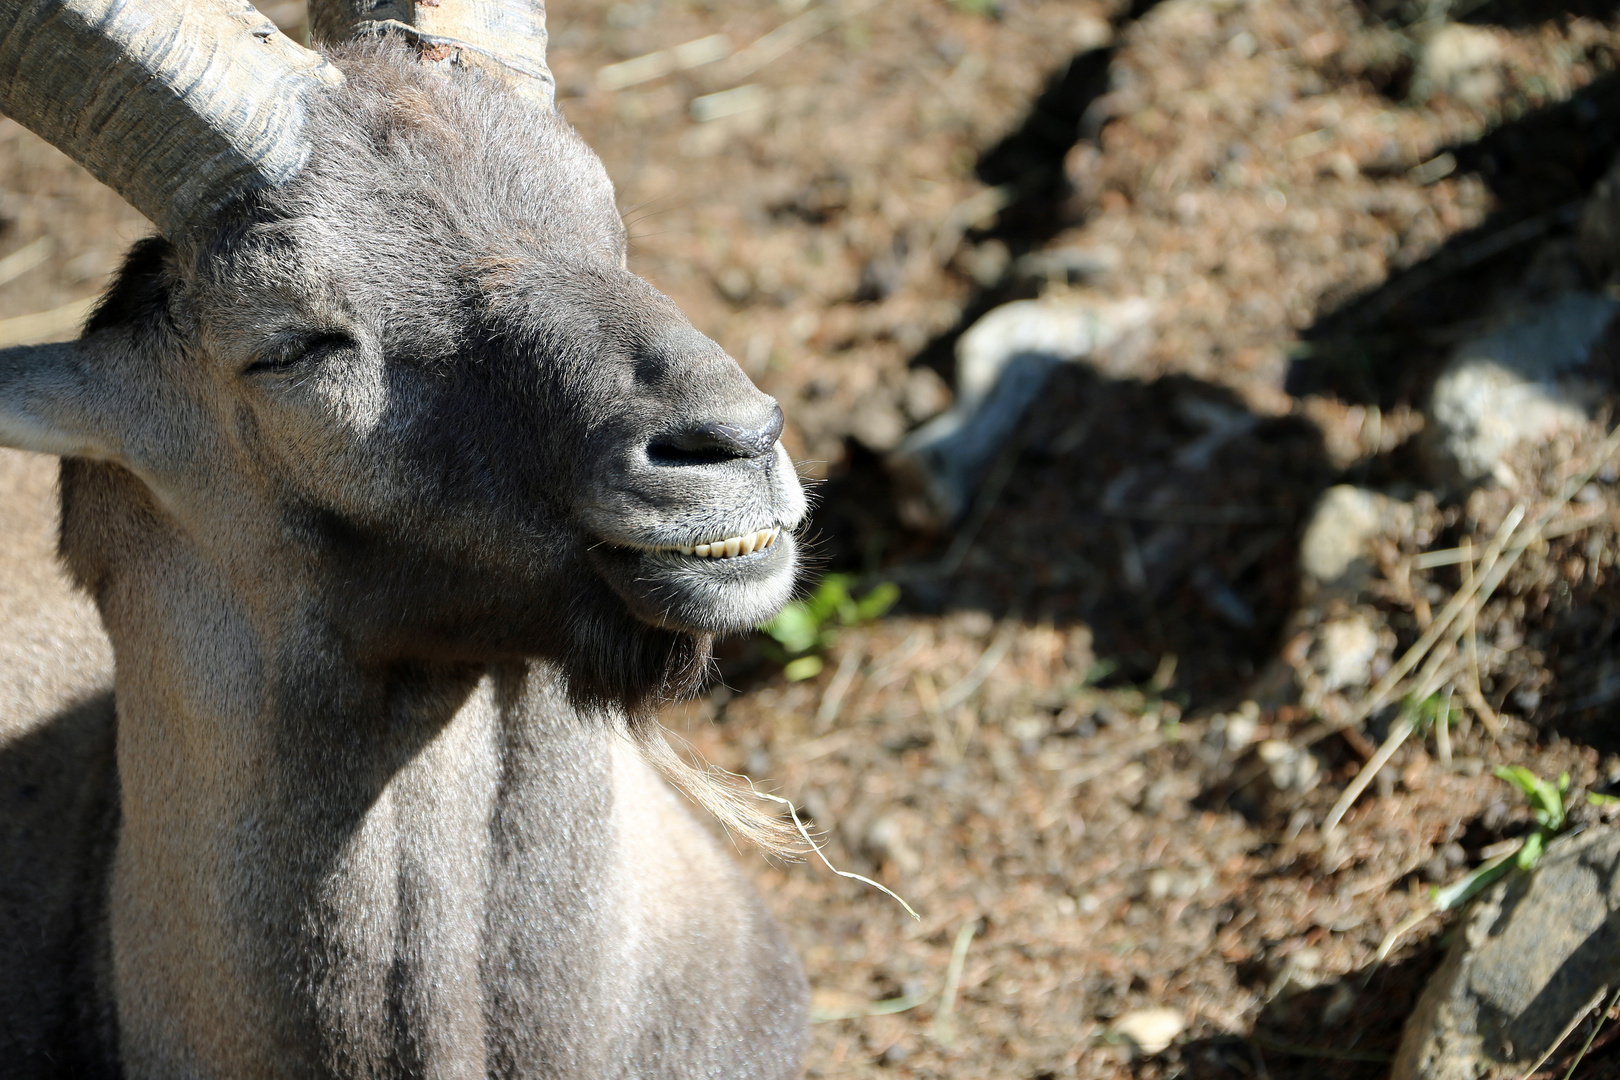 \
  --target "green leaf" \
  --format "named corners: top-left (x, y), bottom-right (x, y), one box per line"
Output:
top-left (759, 574), bottom-right (900, 674)
top-left (804, 575), bottom-right (851, 624)
top-left (1403, 692), bottom-right (1443, 731)
top-left (1432, 853), bottom-right (1515, 912)
top-left (853, 582), bottom-right (900, 623)
top-left (1493, 766), bottom-right (1566, 832)
top-left (783, 655), bottom-right (824, 681)
top-left (1517, 830), bottom-right (1546, 871)
top-left (1587, 792), bottom-right (1620, 806)
top-left (762, 604), bottom-right (822, 655)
